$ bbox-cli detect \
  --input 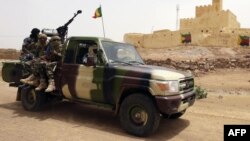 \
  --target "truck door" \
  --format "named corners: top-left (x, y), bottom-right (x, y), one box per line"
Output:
top-left (61, 39), bottom-right (105, 103)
